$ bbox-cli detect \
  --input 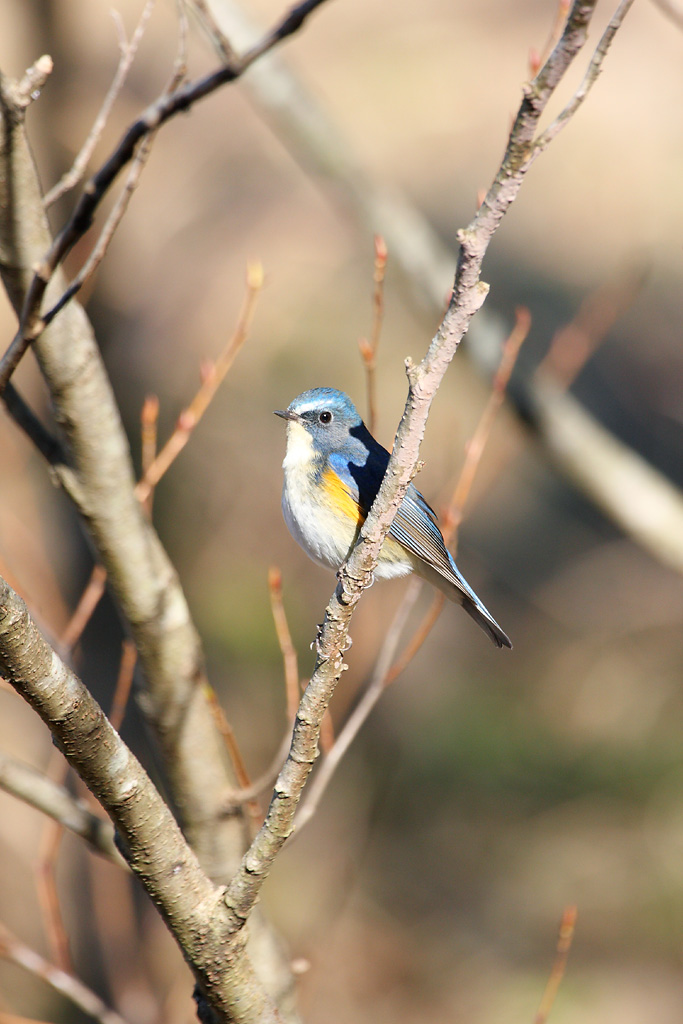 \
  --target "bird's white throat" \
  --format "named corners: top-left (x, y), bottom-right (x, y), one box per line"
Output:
top-left (282, 421), bottom-right (315, 471)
